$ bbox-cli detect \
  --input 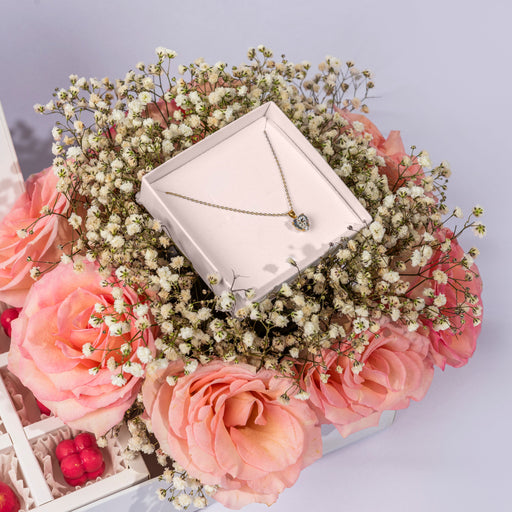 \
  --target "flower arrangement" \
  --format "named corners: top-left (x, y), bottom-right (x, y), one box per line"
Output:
top-left (0, 45), bottom-right (484, 510)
